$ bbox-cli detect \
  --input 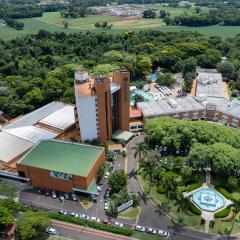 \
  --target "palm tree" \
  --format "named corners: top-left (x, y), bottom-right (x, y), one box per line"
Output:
top-left (132, 142), bottom-right (148, 161)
